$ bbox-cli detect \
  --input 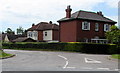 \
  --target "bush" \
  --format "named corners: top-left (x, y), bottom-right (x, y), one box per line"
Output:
top-left (2, 42), bottom-right (119, 54)
top-left (64, 42), bottom-right (83, 52)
